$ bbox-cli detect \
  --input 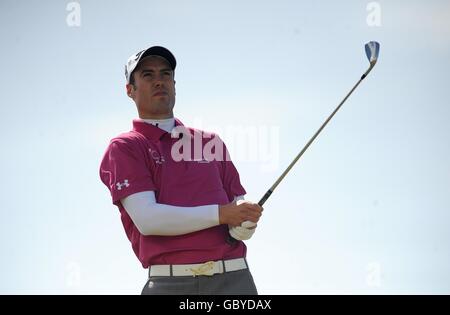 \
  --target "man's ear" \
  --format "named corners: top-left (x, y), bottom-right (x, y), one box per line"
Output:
top-left (126, 84), bottom-right (134, 98)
